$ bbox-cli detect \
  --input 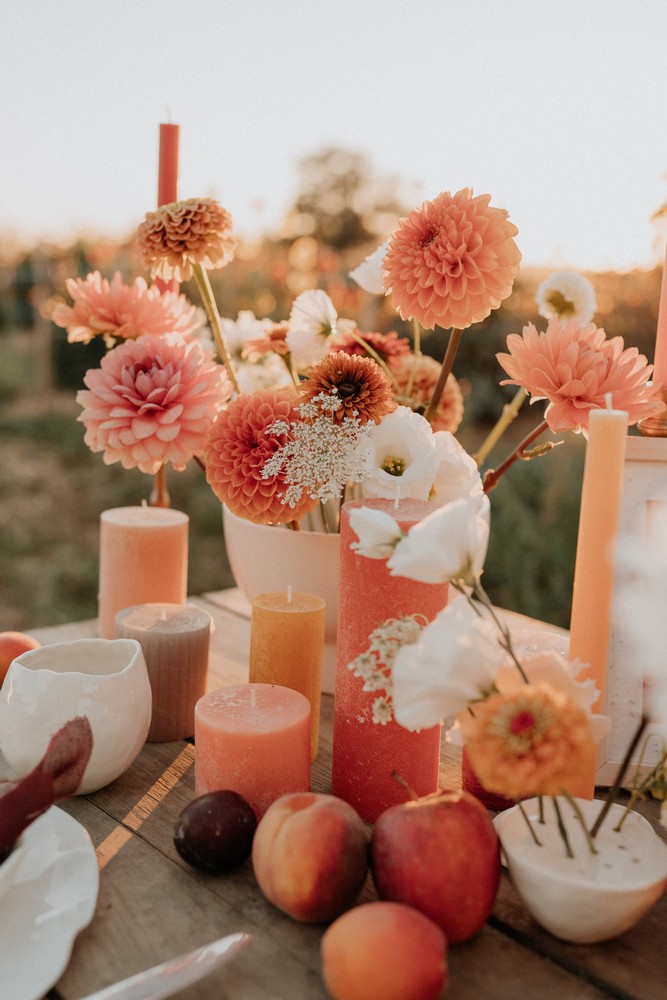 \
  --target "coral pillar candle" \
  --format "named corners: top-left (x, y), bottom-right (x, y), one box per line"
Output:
top-left (653, 244), bottom-right (667, 386)
top-left (194, 684), bottom-right (311, 818)
top-left (332, 499), bottom-right (449, 823)
top-left (568, 406), bottom-right (629, 798)
top-left (158, 122), bottom-right (179, 206)
top-left (114, 603), bottom-right (211, 742)
top-left (249, 591), bottom-right (326, 761)
top-left (98, 506), bottom-right (188, 639)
